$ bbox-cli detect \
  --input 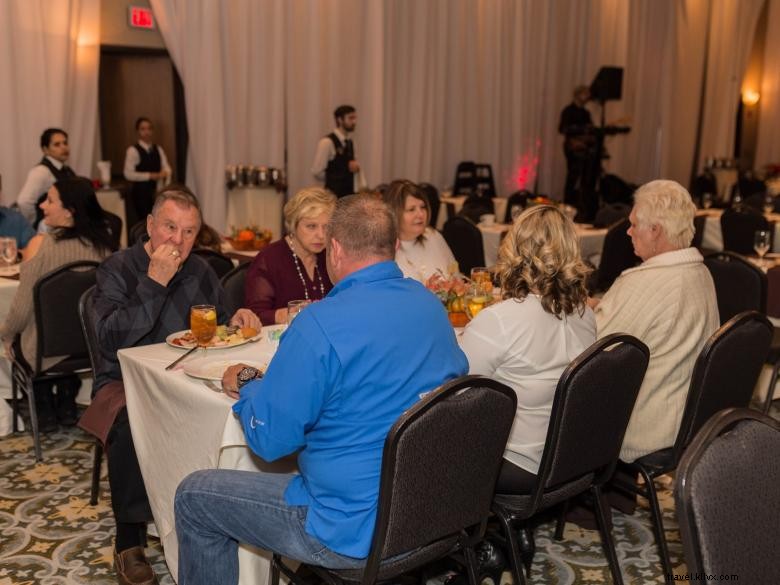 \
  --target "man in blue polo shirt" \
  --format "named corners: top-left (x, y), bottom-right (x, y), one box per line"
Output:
top-left (175, 194), bottom-right (467, 584)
